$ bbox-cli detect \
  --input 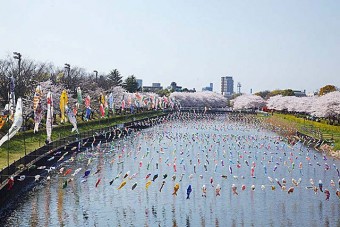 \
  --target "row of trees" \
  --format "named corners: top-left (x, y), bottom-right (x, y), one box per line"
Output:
top-left (0, 54), bottom-right (203, 106)
top-left (254, 89), bottom-right (295, 99)
top-left (170, 92), bottom-right (228, 108)
top-left (254, 85), bottom-right (337, 99)
top-left (0, 56), bottom-right (140, 109)
top-left (232, 91), bottom-right (340, 119)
